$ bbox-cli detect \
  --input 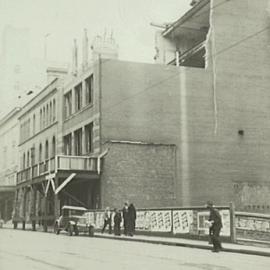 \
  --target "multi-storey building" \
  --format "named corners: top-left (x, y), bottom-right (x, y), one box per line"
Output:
top-left (0, 107), bottom-right (21, 221)
top-left (153, 0), bottom-right (270, 212)
top-left (13, 71), bottom-right (68, 229)
top-left (13, 0), bottom-right (270, 227)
